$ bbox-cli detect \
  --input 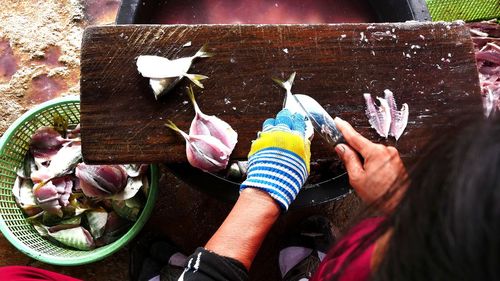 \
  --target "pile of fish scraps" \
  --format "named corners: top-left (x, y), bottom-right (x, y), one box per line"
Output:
top-left (13, 118), bottom-right (150, 250)
top-left (469, 20), bottom-right (500, 118)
